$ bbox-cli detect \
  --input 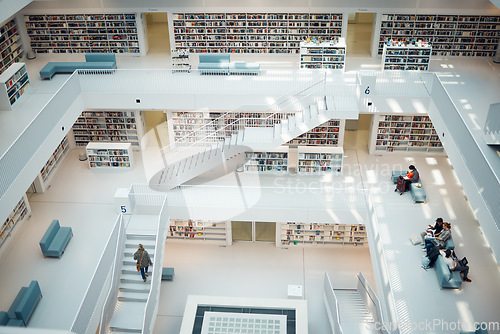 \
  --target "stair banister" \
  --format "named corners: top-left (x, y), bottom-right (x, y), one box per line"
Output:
top-left (141, 198), bottom-right (170, 333)
top-left (99, 214), bottom-right (126, 334)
